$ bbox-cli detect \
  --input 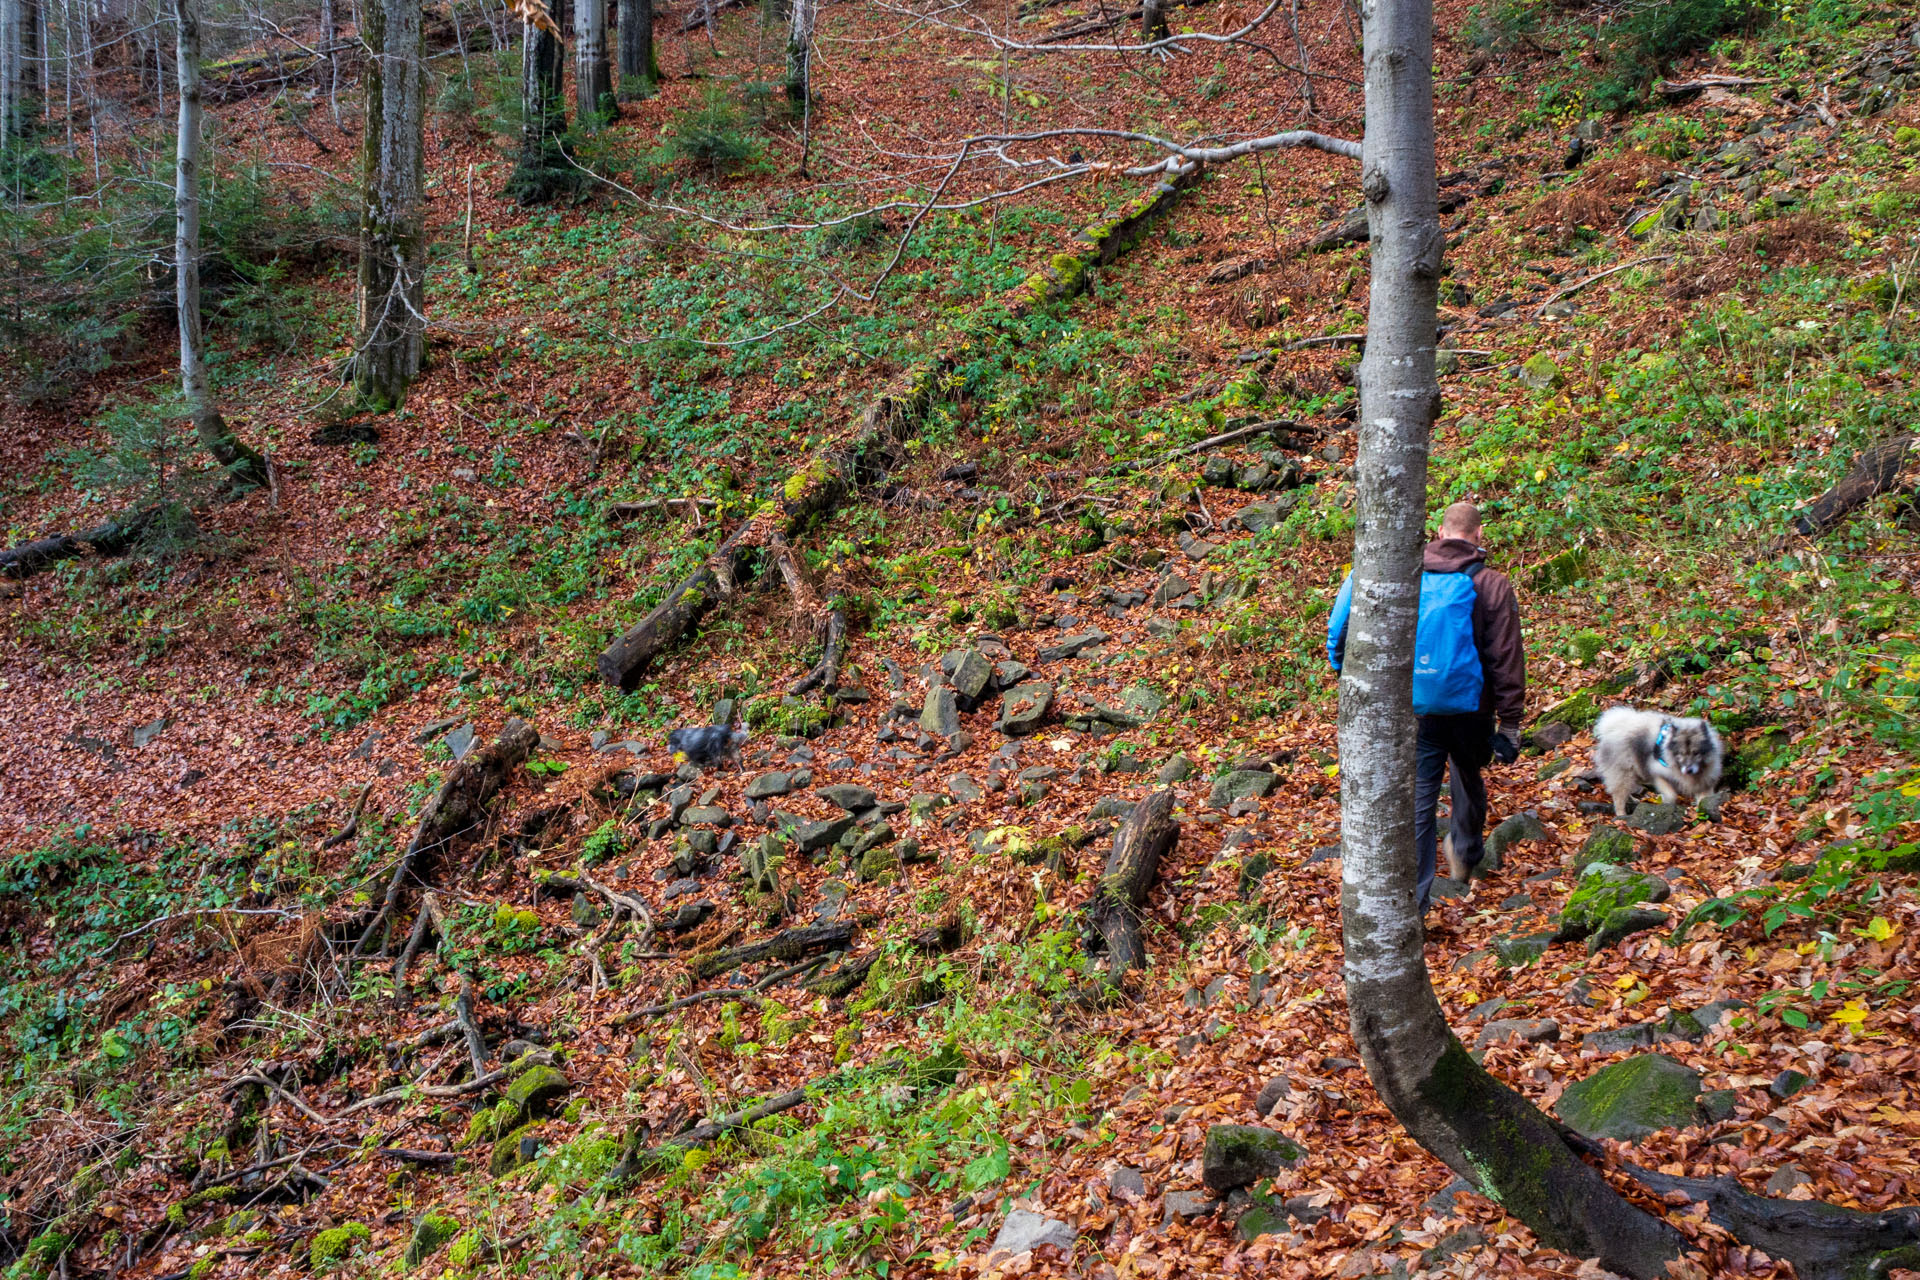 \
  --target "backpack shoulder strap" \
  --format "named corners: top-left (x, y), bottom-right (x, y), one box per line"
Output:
top-left (1464, 561), bottom-right (1484, 579)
